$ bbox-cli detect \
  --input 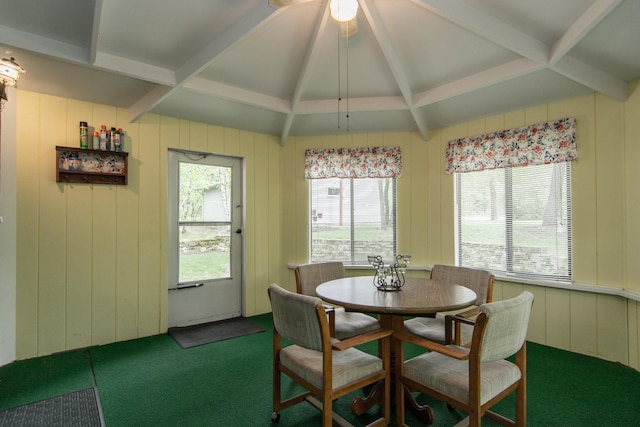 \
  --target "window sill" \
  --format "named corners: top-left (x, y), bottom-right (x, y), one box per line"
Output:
top-left (288, 263), bottom-right (640, 303)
